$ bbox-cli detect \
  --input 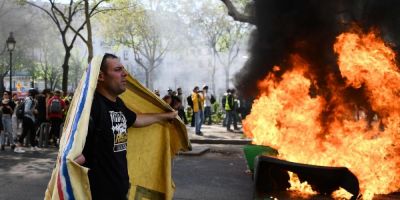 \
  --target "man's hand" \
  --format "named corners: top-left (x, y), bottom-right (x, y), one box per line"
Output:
top-left (74, 154), bottom-right (86, 165)
top-left (166, 110), bottom-right (178, 119)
